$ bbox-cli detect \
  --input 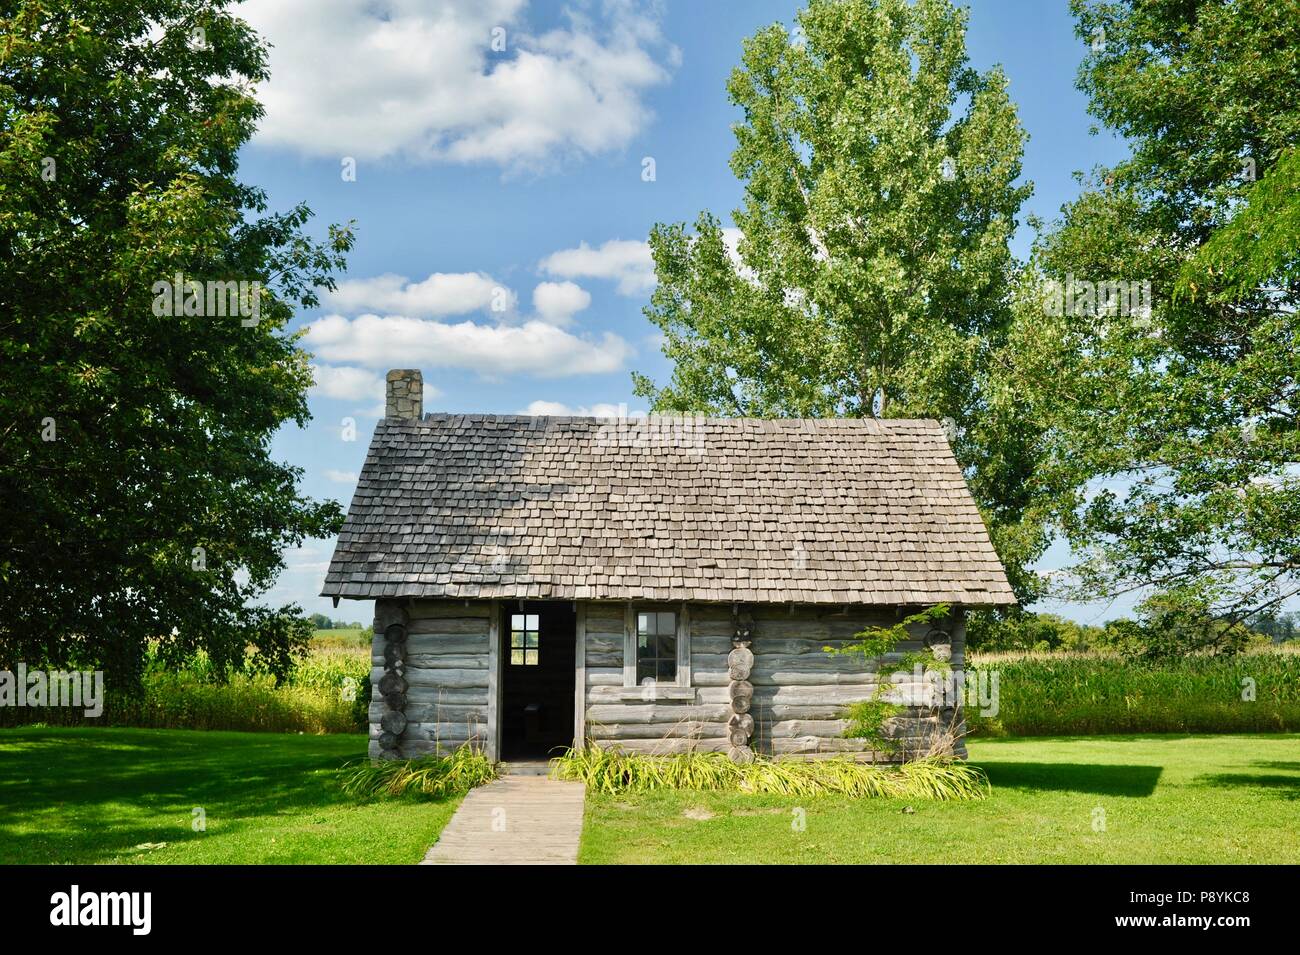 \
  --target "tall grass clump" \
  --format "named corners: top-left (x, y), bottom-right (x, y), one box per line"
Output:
top-left (550, 747), bottom-right (988, 800)
top-left (338, 746), bottom-right (497, 800)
